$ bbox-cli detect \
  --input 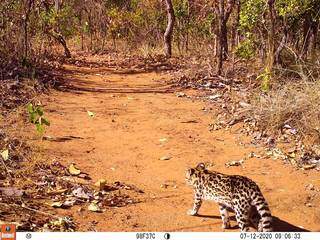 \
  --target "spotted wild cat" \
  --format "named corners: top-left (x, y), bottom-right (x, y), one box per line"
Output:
top-left (185, 163), bottom-right (273, 232)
